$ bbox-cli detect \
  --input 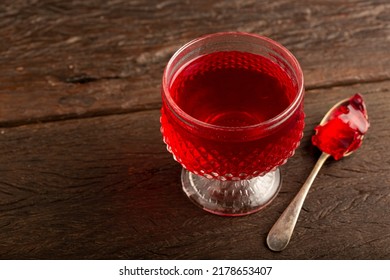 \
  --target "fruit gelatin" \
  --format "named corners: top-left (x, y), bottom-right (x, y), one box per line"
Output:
top-left (312, 93), bottom-right (369, 160)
